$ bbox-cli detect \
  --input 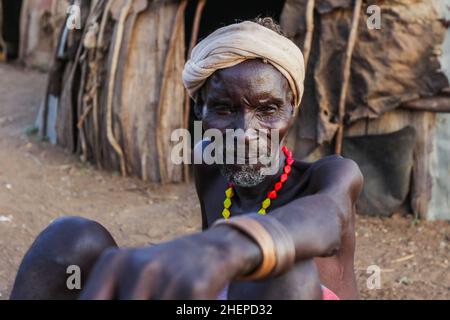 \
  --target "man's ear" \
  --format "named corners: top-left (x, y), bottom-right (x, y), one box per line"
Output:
top-left (291, 92), bottom-right (298, 115)
top-left (193, 93), bottom-right (205, 120)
